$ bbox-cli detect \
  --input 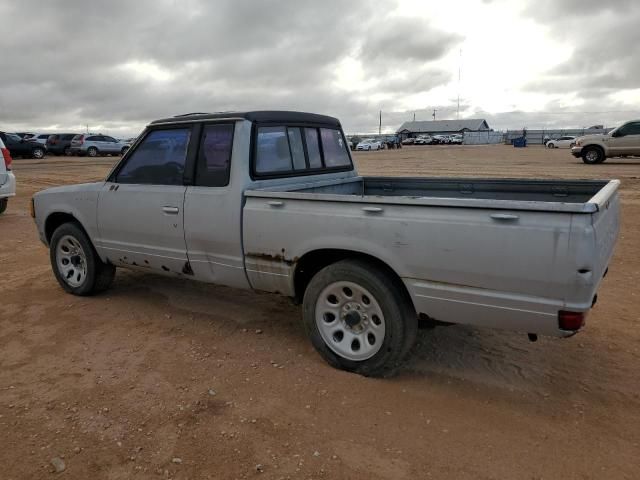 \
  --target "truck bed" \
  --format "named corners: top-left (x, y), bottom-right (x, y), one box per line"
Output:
top-left (248, 176), bottom-right (618, 213)
top-left (243, 175), bottom-right (620, 336)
